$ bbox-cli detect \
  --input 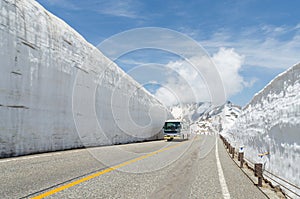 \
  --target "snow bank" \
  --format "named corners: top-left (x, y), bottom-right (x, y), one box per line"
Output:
top-left (223, 63), bottom-right (300, 197)
top-left (0, 0), bottom-right (166, 157)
